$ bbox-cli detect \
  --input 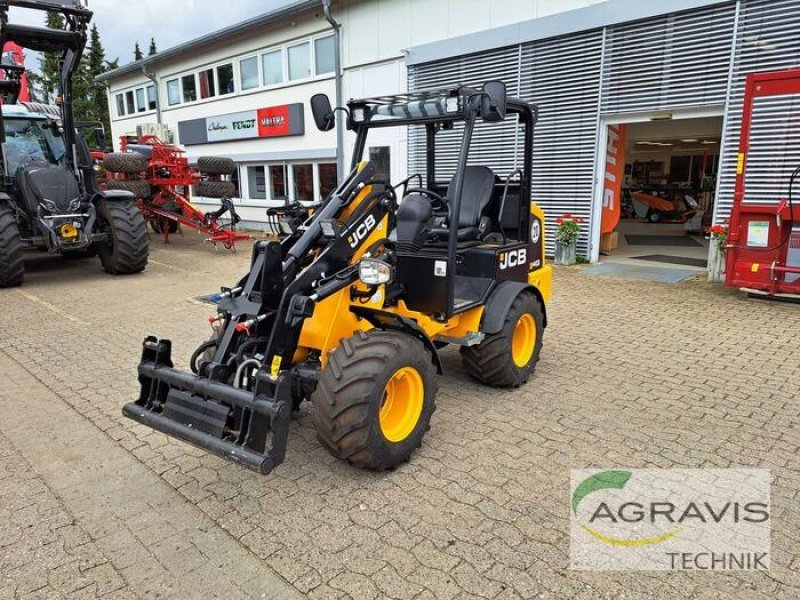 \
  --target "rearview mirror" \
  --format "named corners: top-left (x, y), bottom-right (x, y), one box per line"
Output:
top-left (481, 80), bottom-right (507, 122)
top-left (310, 93), bottom-right (335, 131)
top-left (94, 128), bottom-right (106, 150)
